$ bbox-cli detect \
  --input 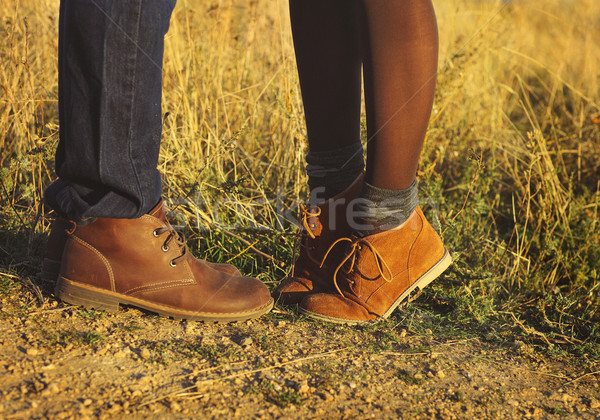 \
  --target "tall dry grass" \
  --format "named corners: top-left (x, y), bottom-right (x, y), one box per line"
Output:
top-left (1, 0), bottom-right (599, 343)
